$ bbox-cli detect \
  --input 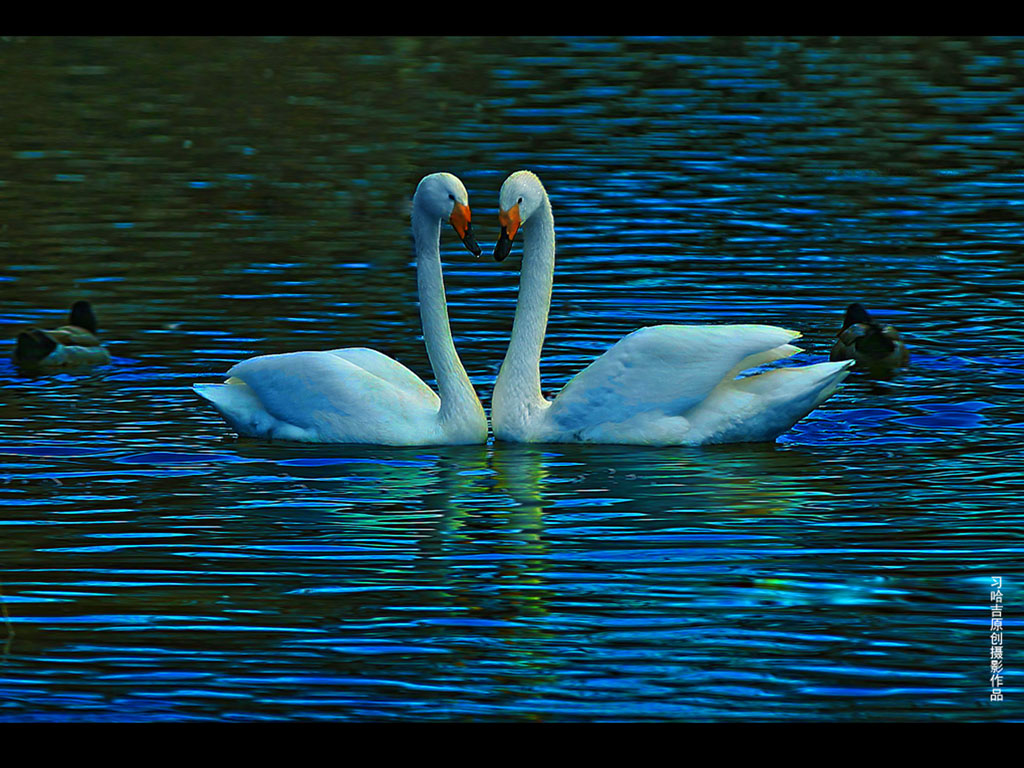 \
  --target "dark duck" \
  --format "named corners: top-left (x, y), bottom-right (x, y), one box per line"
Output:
top-left (12, 301), bottom-right (112, 369)
top-left (829, 302), bottom-right (909, 376)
